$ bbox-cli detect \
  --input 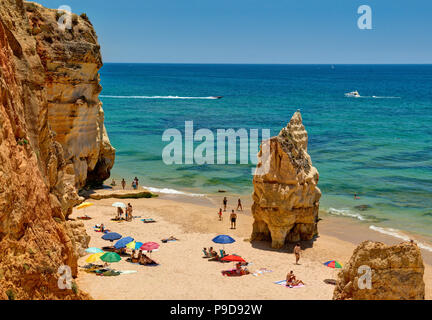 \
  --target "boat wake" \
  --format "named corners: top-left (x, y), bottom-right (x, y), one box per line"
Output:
top-left (100, 95), bottom-right (221, 100)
